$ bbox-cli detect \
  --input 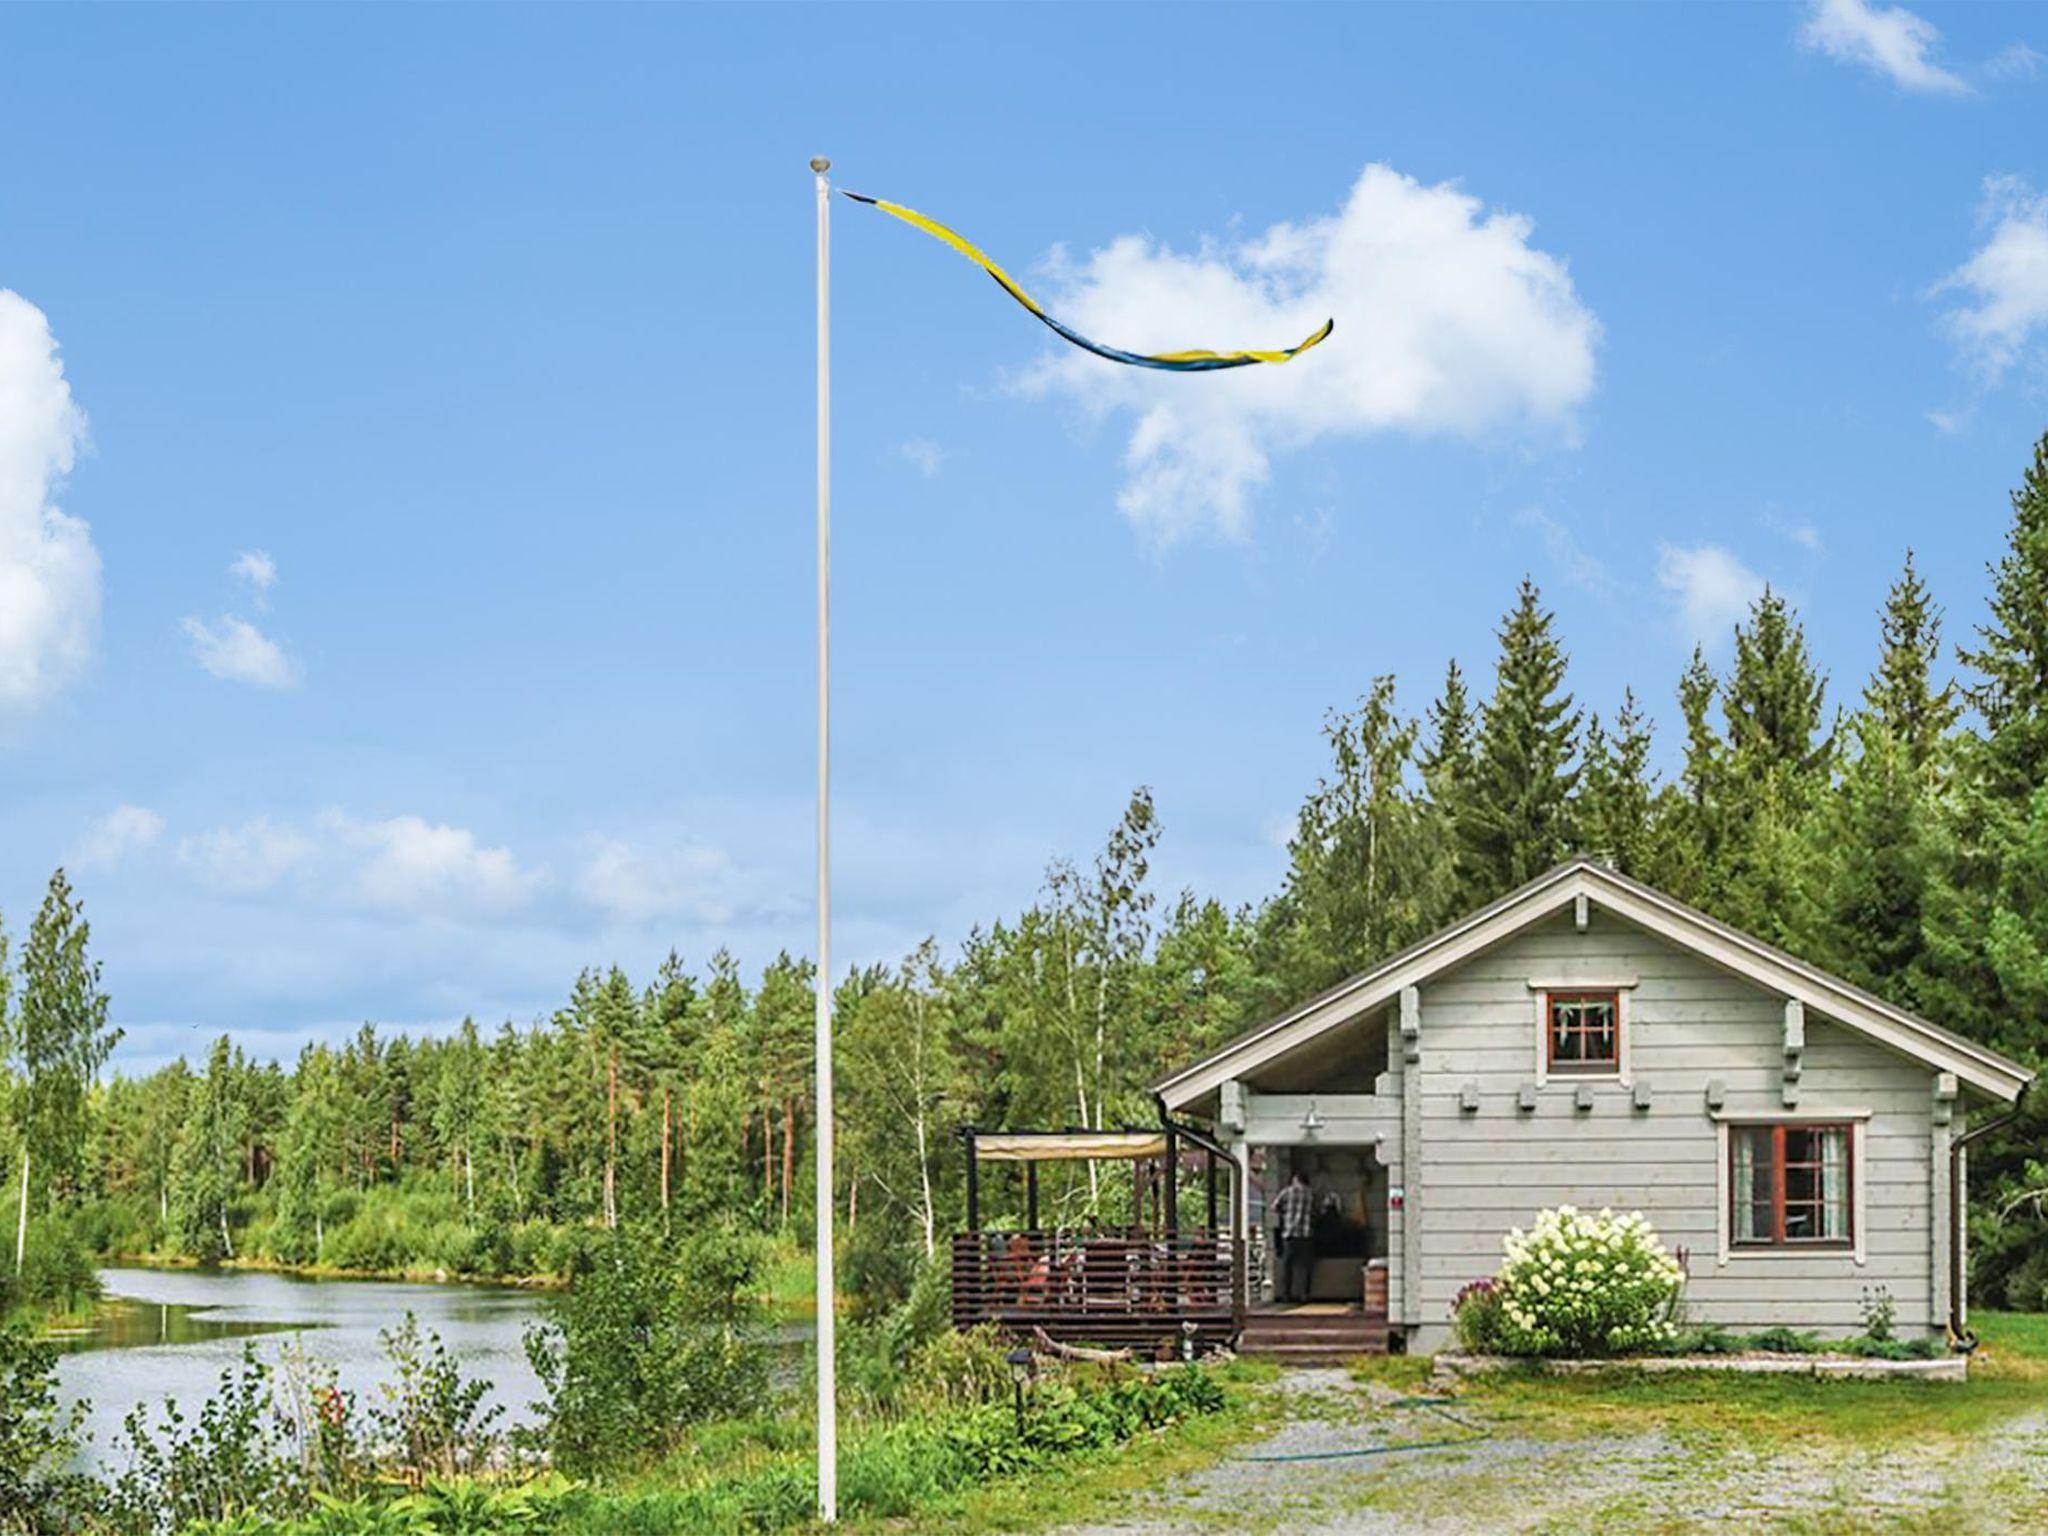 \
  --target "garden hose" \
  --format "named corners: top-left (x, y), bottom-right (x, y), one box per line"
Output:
top-left (1232, 1394), bottom-right (1491, 1464)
